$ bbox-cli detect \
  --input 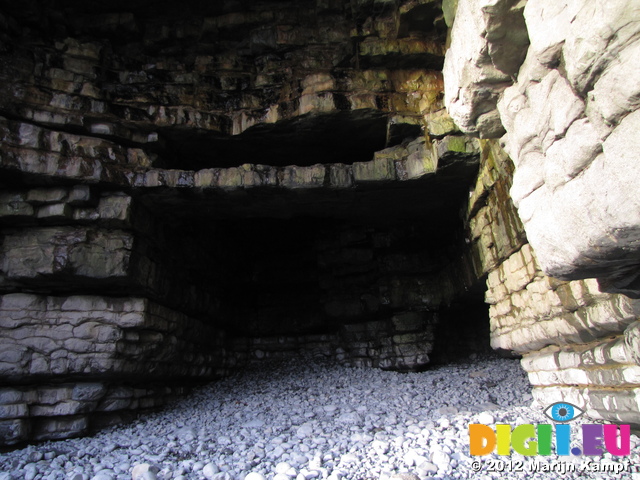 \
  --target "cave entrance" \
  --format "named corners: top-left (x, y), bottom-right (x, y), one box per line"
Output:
top-left (209, 216), bottom-right (492, 368)
top-left (137, 156), bottom-right (492, 371)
